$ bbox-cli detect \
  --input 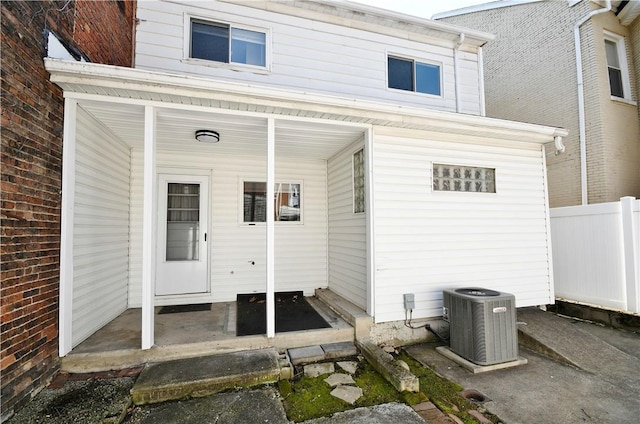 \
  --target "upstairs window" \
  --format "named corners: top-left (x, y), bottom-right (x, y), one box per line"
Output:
top-left (604, 33), bottom-right (631, 100)
top-left (388, 56), bottom-right (441, 96)
top-left (191, 19), bottom-right (266, 67)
